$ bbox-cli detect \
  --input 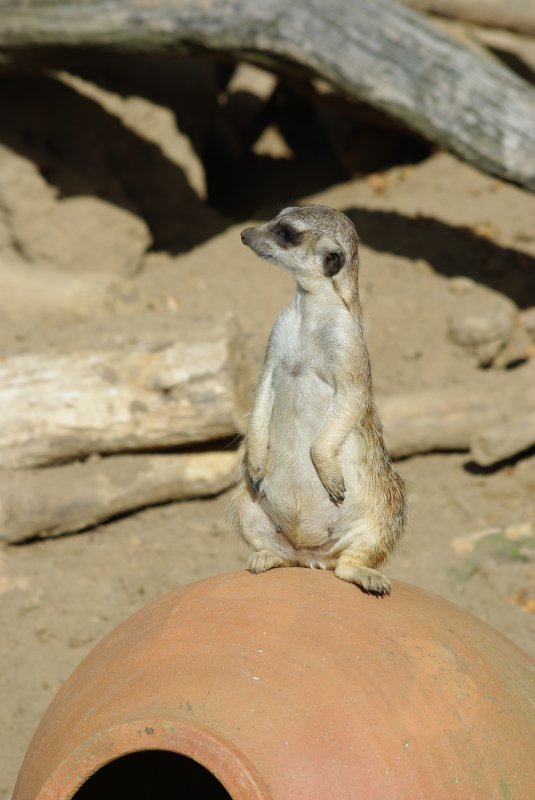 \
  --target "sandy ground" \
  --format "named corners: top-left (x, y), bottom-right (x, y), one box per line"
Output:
top-left (1, 61), bottom-right (534, 797)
